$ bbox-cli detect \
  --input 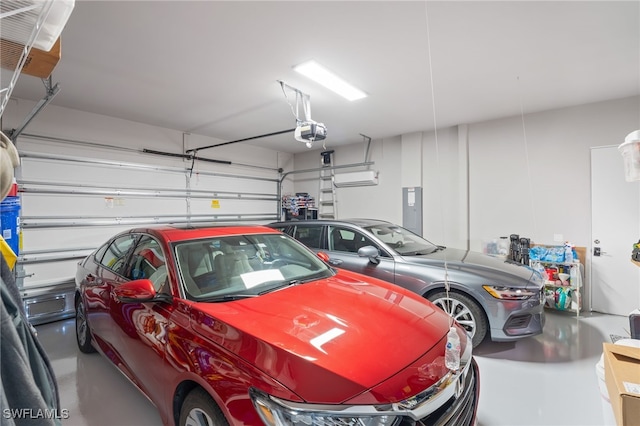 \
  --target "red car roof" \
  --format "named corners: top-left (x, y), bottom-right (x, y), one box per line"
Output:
top-left (140, 224), bottom-right (282, 243)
